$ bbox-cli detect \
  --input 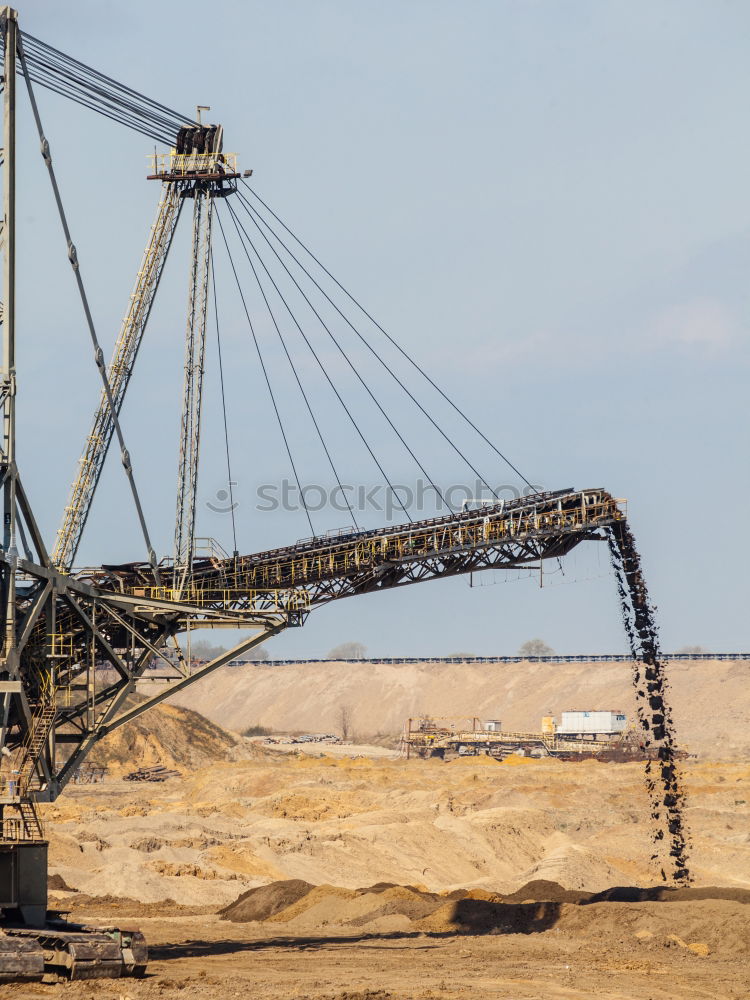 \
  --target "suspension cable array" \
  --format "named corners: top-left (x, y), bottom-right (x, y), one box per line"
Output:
top-left (240, 182), bottom-right (538, 493)
top-left (208, 190), bottom-right (538, 542)
top-left (14, 30), bottom-right (195, 142)
top-left (215, 209), bottom-right (316, 536)
top-left (233, 191), bottom-right (499, 500)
